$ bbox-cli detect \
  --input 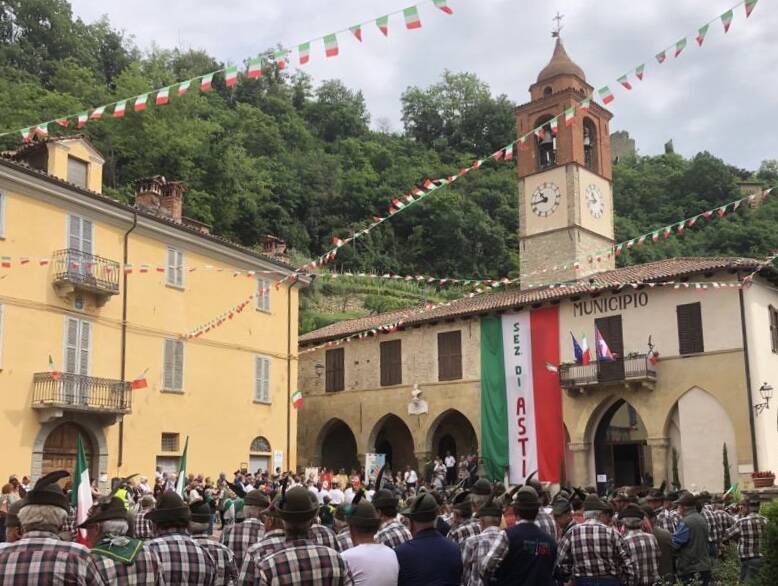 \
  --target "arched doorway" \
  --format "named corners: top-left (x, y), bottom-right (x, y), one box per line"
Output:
top-left (319, 419), bottom-right (359, 473)
top-left (249, 436), bottom-right (272, 474)
top-left (428, 409), bottom-right (478, 460)
top-left (593, 400), bottom-right (649, 490)
top-left (371, 414), bottom-right (416, 471)
top-left (42, 422), bottom-right (95, 480)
